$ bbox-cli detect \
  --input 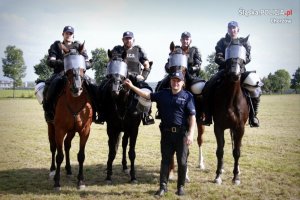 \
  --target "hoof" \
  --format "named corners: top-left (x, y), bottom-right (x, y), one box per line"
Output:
top-left (105, 179), bottom-right (112, 185)
top-left (169, 171), bottom-right (175, 181)
top-left (214, 177), bottom-right (222, 185)
top-left (198, 163), bottom-right (205, 170)
top-left (49, 171), bottom-right (55, 179)
top-left (232, 178), bottom-right (241, 185)
top-left (123, 169), bottom-right (130, 175)
top-left (78, 184), bottom-right (86, 190)
top-left (130, 179), bottom-right (138, 184)
top-left (185, 177), bottom-right (190, 183)
top-left (54, 186), bottom-right (61, 191)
